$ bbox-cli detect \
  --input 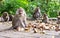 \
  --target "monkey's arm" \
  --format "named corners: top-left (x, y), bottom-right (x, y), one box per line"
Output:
top-left (23, 13), bottom-right (27, 27)
top-left (20, 18), bottom-right (26, 28)
top-left (6, 15), bottom-right (9, 22)
top-left (23, 18), bottom-right (27, 27)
